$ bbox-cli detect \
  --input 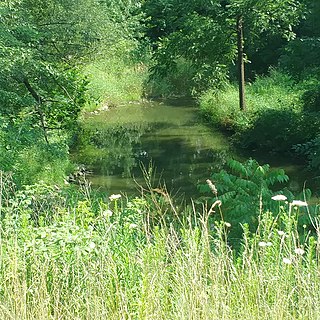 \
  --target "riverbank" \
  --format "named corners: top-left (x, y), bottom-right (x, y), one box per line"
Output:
top-left (0, 177), bottom-right (319, 319)
top-left (199, 70), bottom-right (320, 196)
